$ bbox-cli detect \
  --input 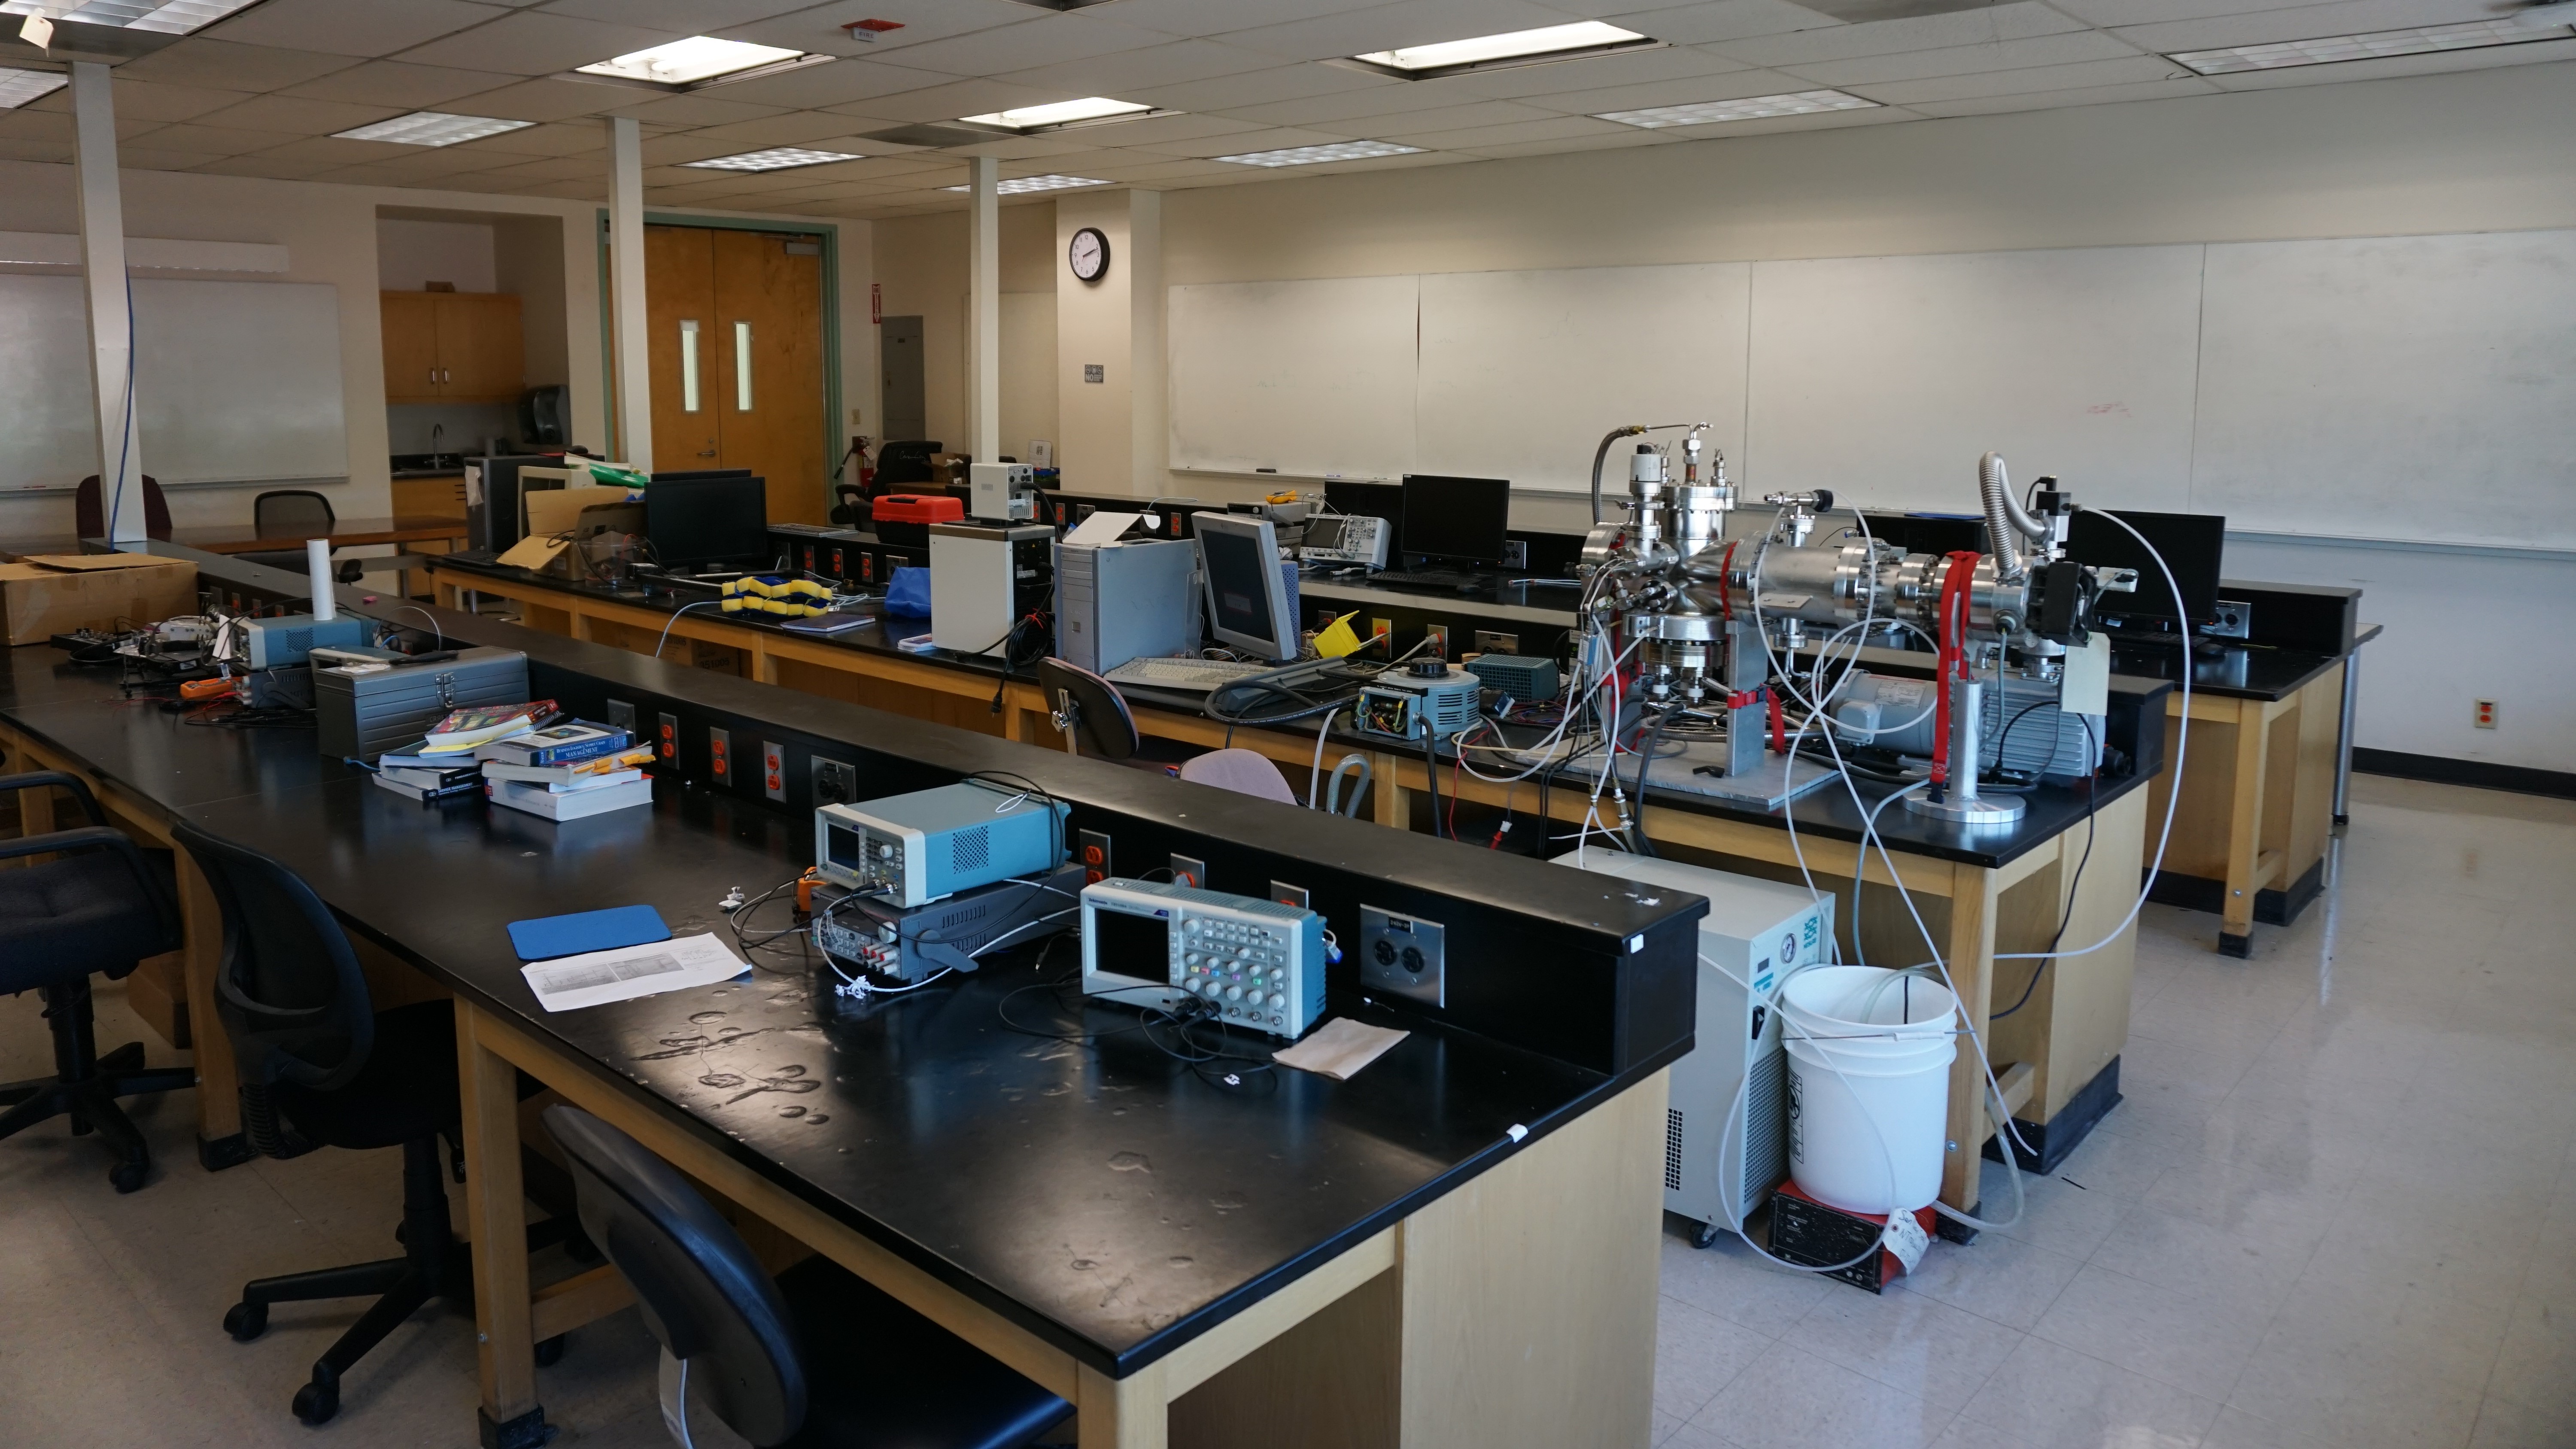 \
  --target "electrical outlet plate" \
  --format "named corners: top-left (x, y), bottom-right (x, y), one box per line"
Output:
top-left (1169, 854), bottom-right (1207, 890)
top-left (761, 742), bottom-right (786, 802)
top-left (605, 699), bottom-right (636, 732)
top-left (656, 712), bottom-right (680, 766)
top-left (708, 726), bottom-right (731, 785)
top-left (2475, 700), bottom-right (2497, 729)
top-left (812, 756), bottom-right (856, 806)
top-left (1270, 881), bottom-right (1309, 909)
top-left (1078, 828), bottom-right (1112, 886)
top-left (1360, 904), bottom-right (1445, 1008)
top-left (1474, 629), bottom-right (1520, 656)
top-left (1424, 624), bottom-right (1448, 658)
top-left (1502, 539), bottom-right (1528, 571)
